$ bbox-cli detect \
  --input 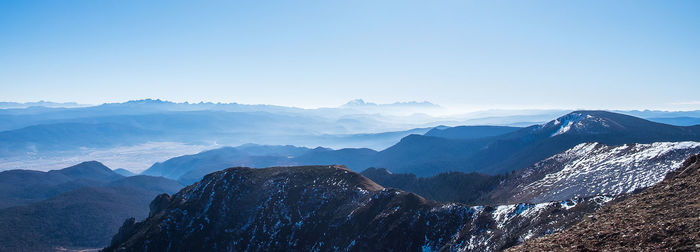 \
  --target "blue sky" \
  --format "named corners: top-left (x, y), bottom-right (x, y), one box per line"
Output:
top-left (1, 0), bottom-right (699, 111)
